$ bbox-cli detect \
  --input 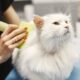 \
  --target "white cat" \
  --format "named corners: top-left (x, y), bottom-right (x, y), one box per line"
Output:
top-left (12, 13), bottom-right (80, 80)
